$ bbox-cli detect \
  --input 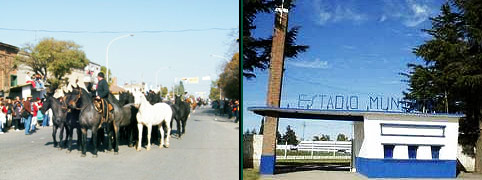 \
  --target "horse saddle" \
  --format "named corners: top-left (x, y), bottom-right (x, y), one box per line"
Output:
top-left (94, 98), bottom-right (114, 127)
